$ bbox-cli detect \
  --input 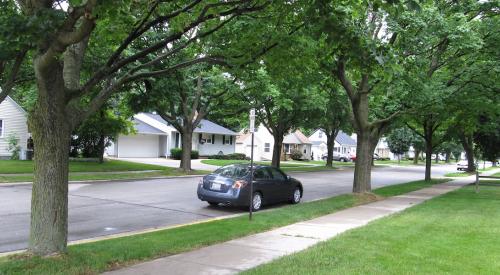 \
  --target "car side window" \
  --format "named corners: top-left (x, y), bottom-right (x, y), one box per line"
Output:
top-left (254, 168), bottom-right (271, 180)
top-left (267, 168), bottom-right (286, 180)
